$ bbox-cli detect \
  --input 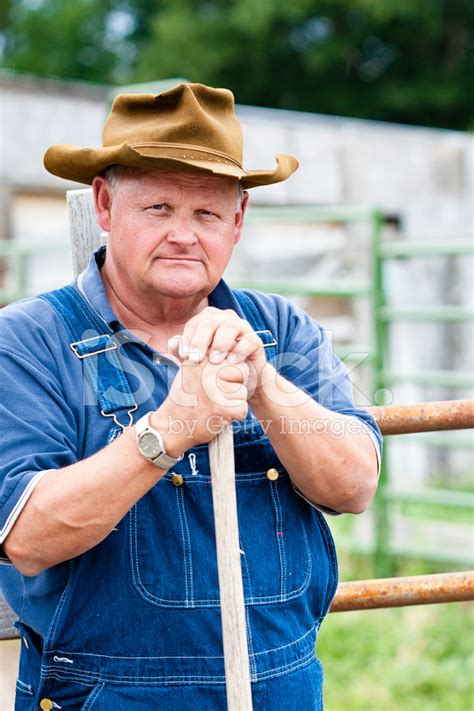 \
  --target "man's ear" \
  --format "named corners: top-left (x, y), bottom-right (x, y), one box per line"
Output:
top-left (234, 191), bottom-right (249, 245)
top-left (93, 176), bottom-right (113, 232)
